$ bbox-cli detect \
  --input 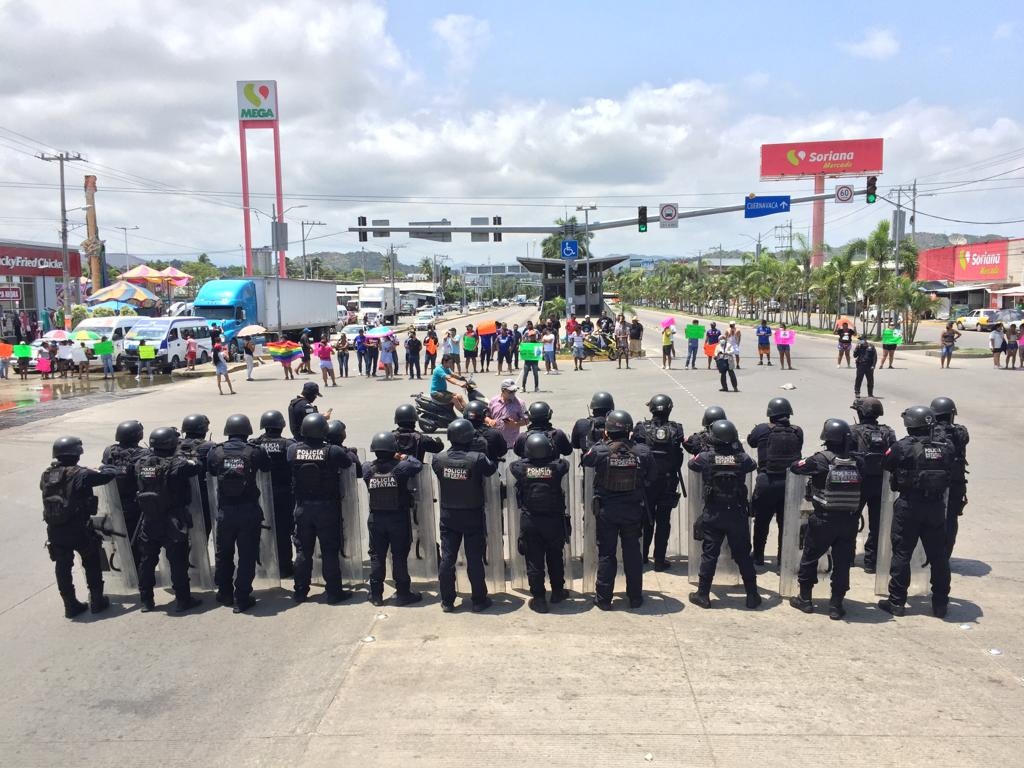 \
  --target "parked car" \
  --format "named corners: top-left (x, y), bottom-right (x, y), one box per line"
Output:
top-left (956, 309), bottom-right (995, 331)
top-left (413, 312), bottom-right (435, 331)
top-left (991, 309), bottom-right (1024, 330)
top-left (339, 324), bottom-right (365, 338)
